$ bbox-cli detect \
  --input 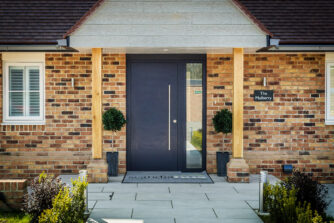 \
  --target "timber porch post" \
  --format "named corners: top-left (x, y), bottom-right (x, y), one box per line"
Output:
top-left (87, 48), bottom-right (108, 183)
top-left (92, 48), bottom-right (103, 159)
top-left (226, 48), bottom-right (250, 183)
